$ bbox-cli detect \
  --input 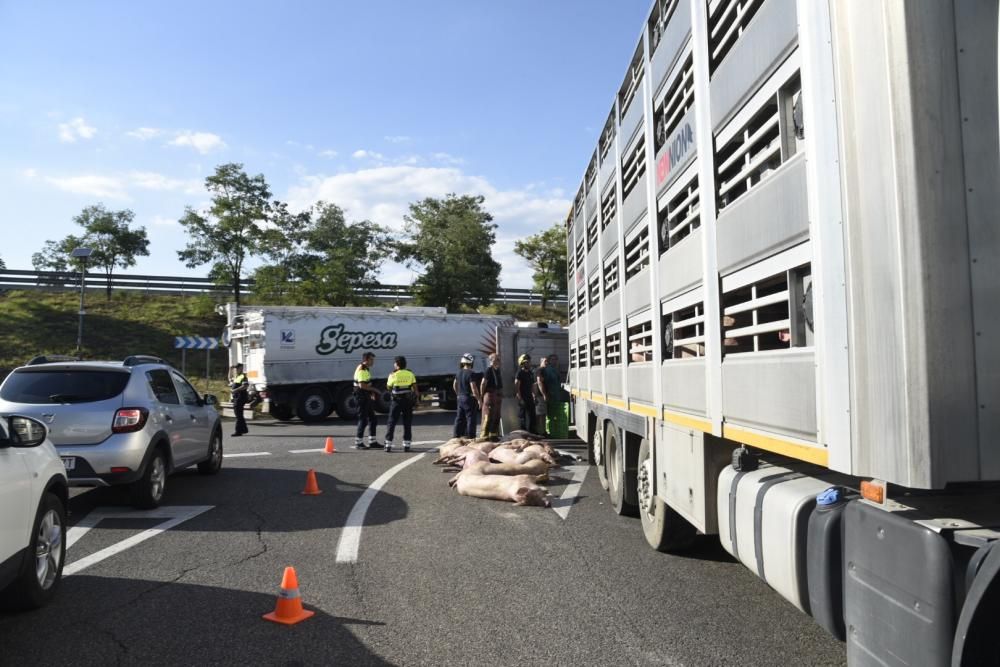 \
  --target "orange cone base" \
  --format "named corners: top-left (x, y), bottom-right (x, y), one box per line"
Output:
top-left (263, 606), bottom-right (315, 625)
top-left (301, 488), bottom-right (323, 496)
